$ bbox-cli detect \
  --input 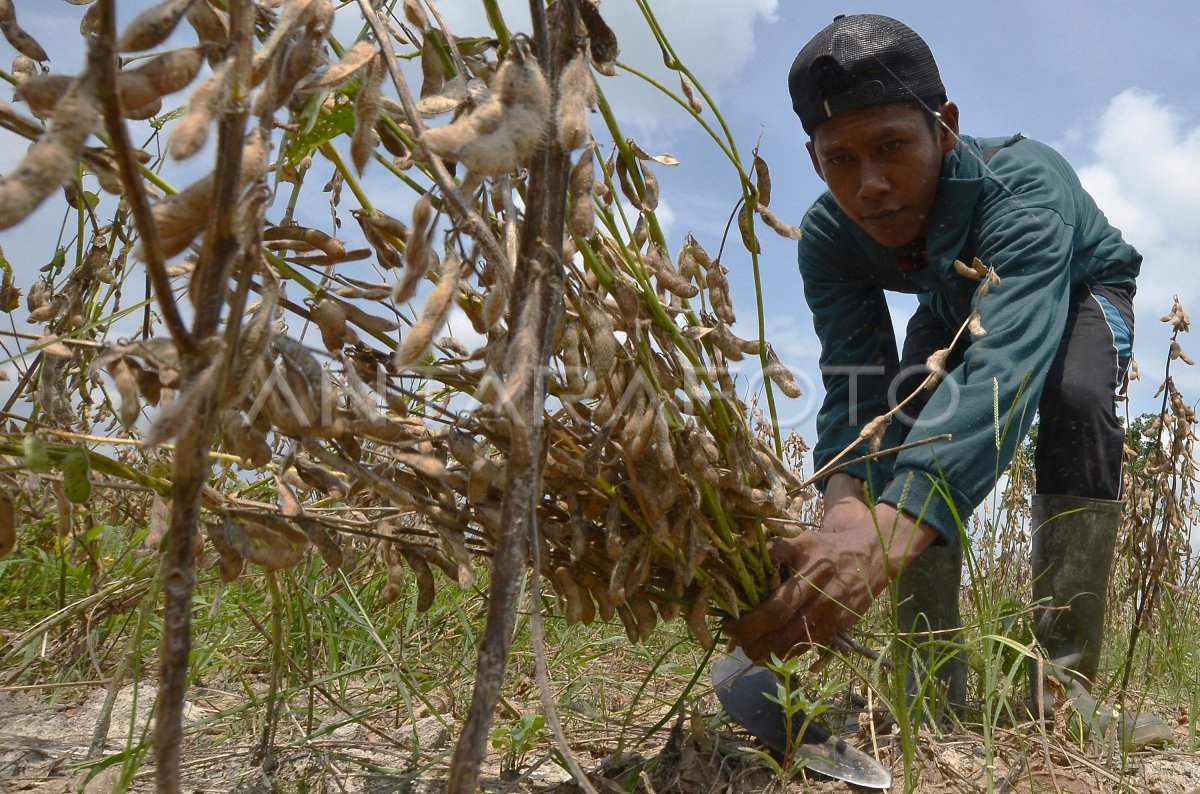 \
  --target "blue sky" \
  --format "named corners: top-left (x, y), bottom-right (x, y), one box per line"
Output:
top-left (2, 1), bottom-right (1198, 454)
